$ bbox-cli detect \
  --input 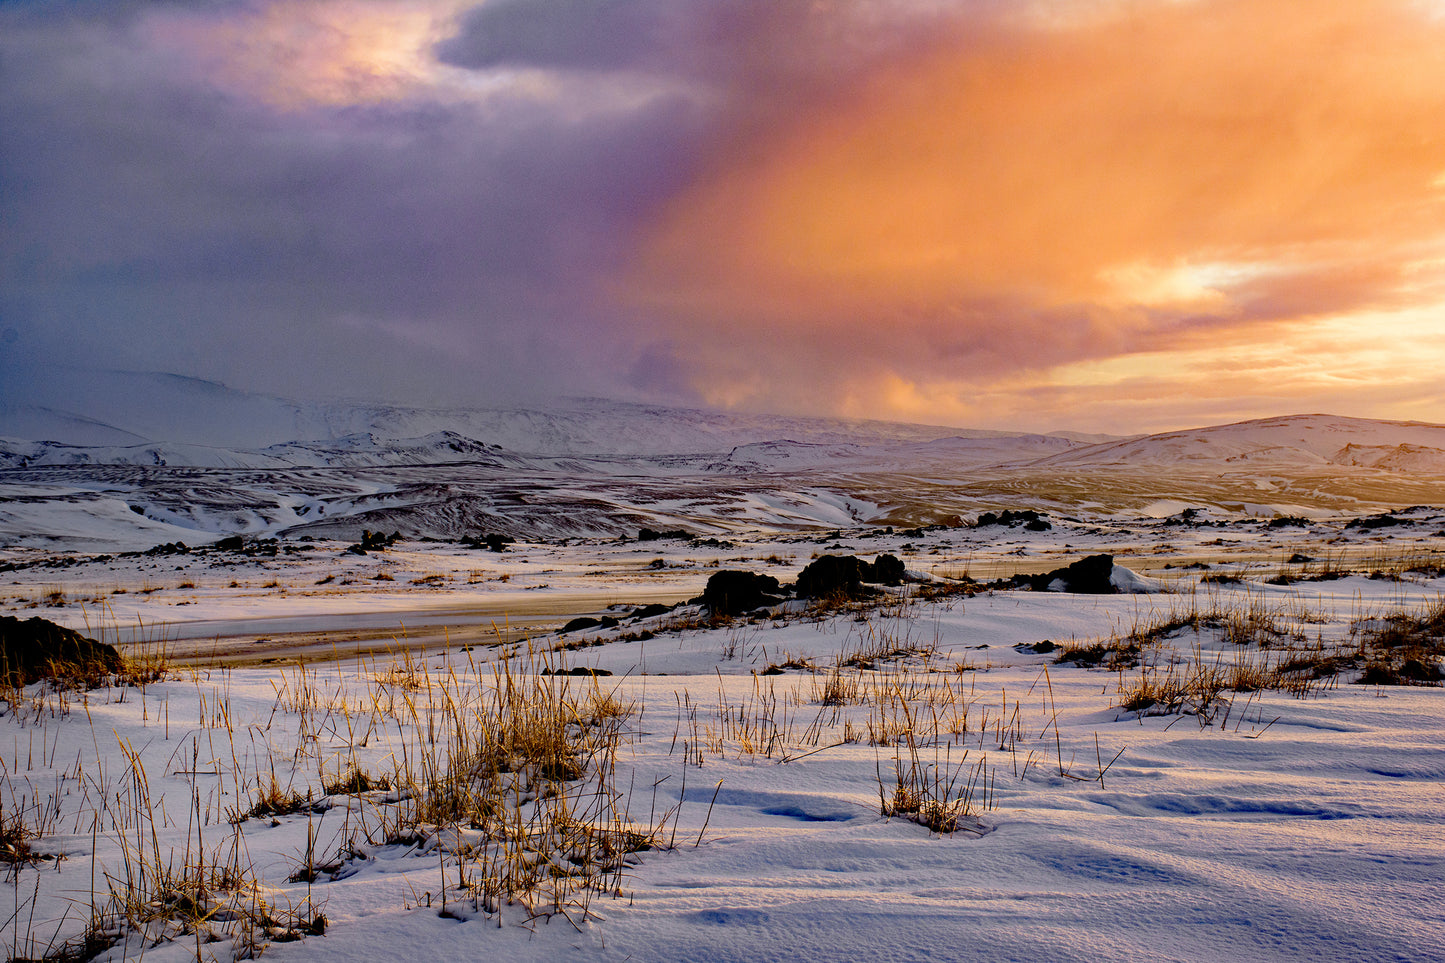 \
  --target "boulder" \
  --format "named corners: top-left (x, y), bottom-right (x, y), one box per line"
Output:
top-left (638, 527), bottom-right (690, 541)
top-left (795, 555), bottom-right (867, 599)
top-left (976, 509), bottom-right (1050, 530)
top-left (560, 616), bottom-right (619, 633)
top-left (867, 553), bottom-right (906, 586)
top-left (702, 571), bottom-right (783, 616)
top-left (1346, 513), bottom-right (1408, 530)
top-left (795, 554), bottom-right (911, 598)
top-left (1030, 554), bottom-right (1117, 594)
top-left (0, 616), bottom-right (124, 687)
